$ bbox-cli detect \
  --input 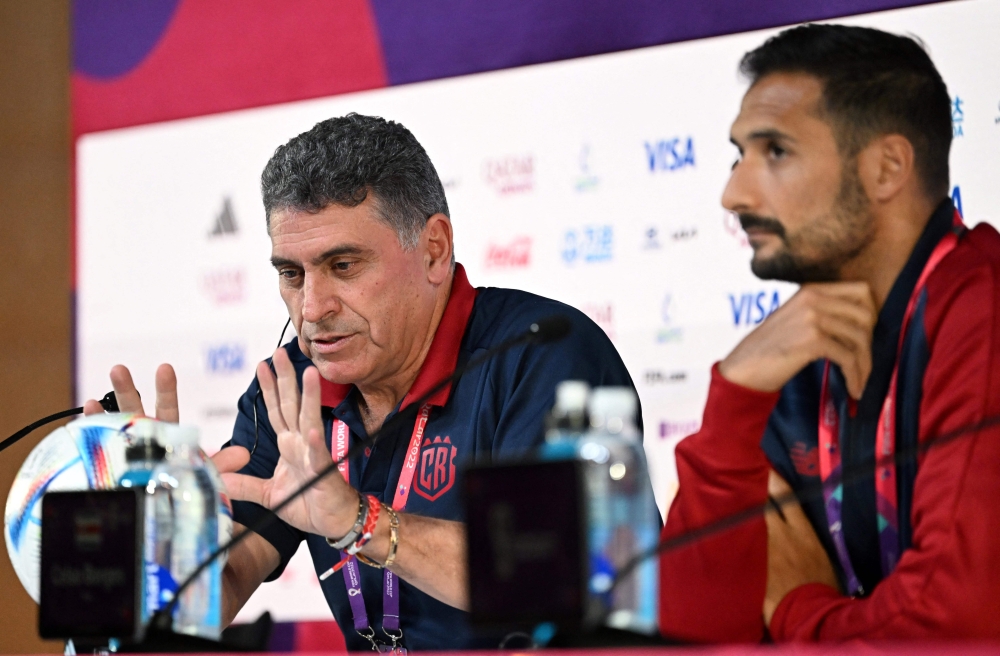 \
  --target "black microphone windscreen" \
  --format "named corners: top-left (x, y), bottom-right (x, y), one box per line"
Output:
top-left (528, 315), bottom-right (572, 344)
